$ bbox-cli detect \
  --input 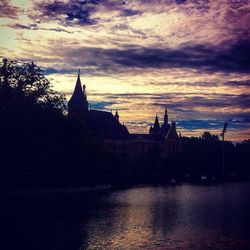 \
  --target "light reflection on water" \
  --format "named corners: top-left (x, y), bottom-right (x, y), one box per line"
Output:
top-left (4, 183), bottom-right (250, 250)
top-left (81, 184), bottom-right (250, 249)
